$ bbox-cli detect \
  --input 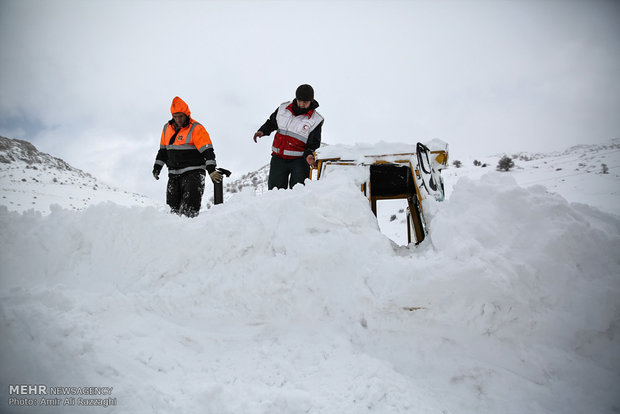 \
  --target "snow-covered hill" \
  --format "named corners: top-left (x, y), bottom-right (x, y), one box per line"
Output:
top-left (444, 139), bottom-right (620, 213)
top-left (0, 137), bottom-right (619, 414)
top-left (0, 136), bottom-right (156, 213)
top-left (213, 163), bottom-right (270, 204)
